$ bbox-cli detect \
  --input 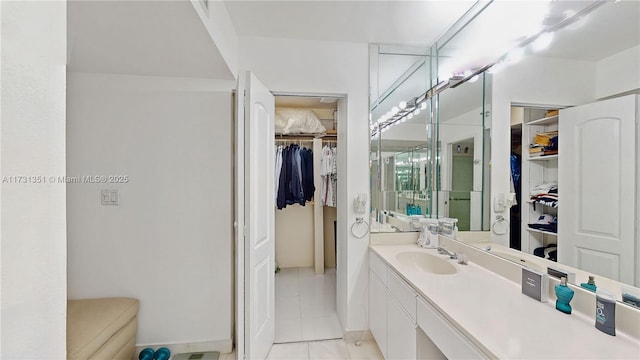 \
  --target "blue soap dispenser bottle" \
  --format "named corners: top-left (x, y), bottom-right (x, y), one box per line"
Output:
top-left (555, 277), bottom-right (574, 314)
top-left (580, 275), bottom-right (597, 292)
